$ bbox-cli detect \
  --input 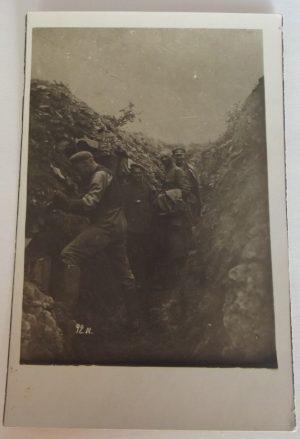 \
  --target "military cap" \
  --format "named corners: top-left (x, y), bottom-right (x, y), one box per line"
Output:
top-left (130, 162), bottom-right (146, 171)
top-left (172, 146), bottom-right (186, 155)
top-left (69, 150), bottom-right (93, 163)
top-left (160, 149), bottom-right (173, 158)
top-left (76, 137), bottom-right (99, 150)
